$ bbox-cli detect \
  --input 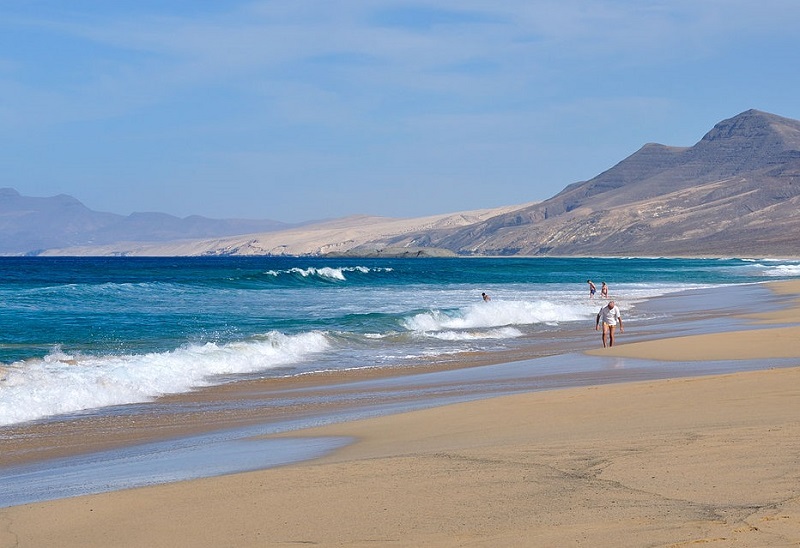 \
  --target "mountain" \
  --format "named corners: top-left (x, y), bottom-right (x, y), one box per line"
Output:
top-left (38, 205), bottom-right (536, 257)
top-left (0, 188), bottom-right (294, 255)
top-left (379, 109), bottom-right (800, 257)
top-left (14, 109), bottom-right (800, 258)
